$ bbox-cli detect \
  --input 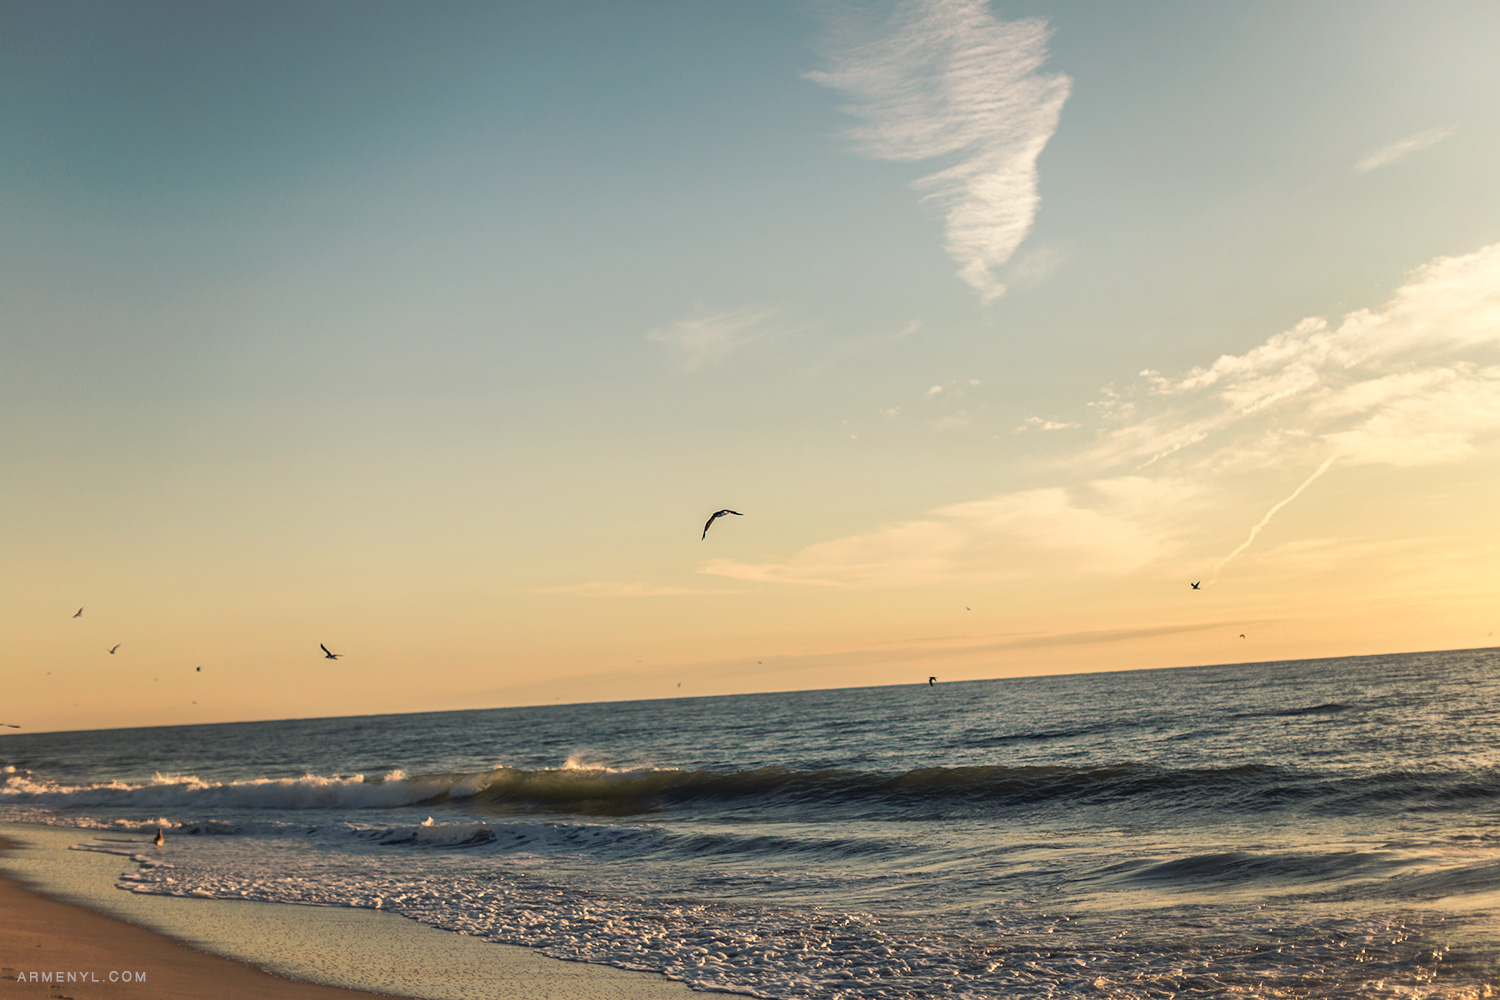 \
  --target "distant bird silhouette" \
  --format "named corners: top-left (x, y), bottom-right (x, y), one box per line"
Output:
top-left (107, 644), bottom-right (120, 654)
top-left (1240, 634), bottom-right (1246, 639)
top-left (965, 607), bottom-right (971, 611)
top-left (320, 643), bottom-right (341, 660)
top-left (702, 509), bottom-right (742, 539)
top-left (928, 676), bottom-right (937, 686)
top-left (153, 828), bottom-right (164, 848)
top-left (1190, 581), bottom-right (1201, 590)
top-left (73, 607), bottom-right (83, 618)
top-left (0, 723), bottom-right (20, 729)
top-left (195, 666), bottom-right (201, 672)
